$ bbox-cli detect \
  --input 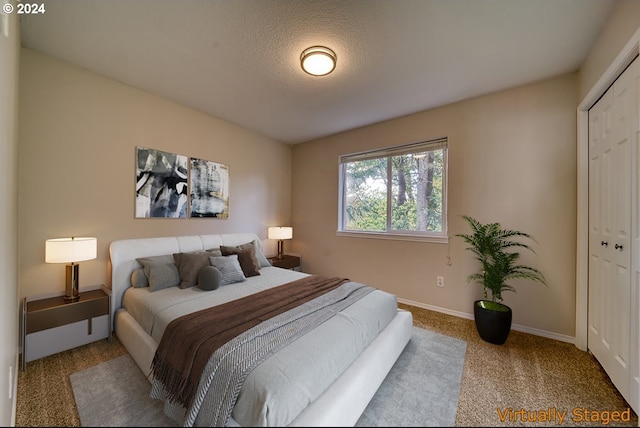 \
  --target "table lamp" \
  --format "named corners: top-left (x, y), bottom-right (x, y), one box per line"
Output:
top-left (268, 227), bottom-right (292, 260)
top-left (45, 236), bottom-right (97, 302)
